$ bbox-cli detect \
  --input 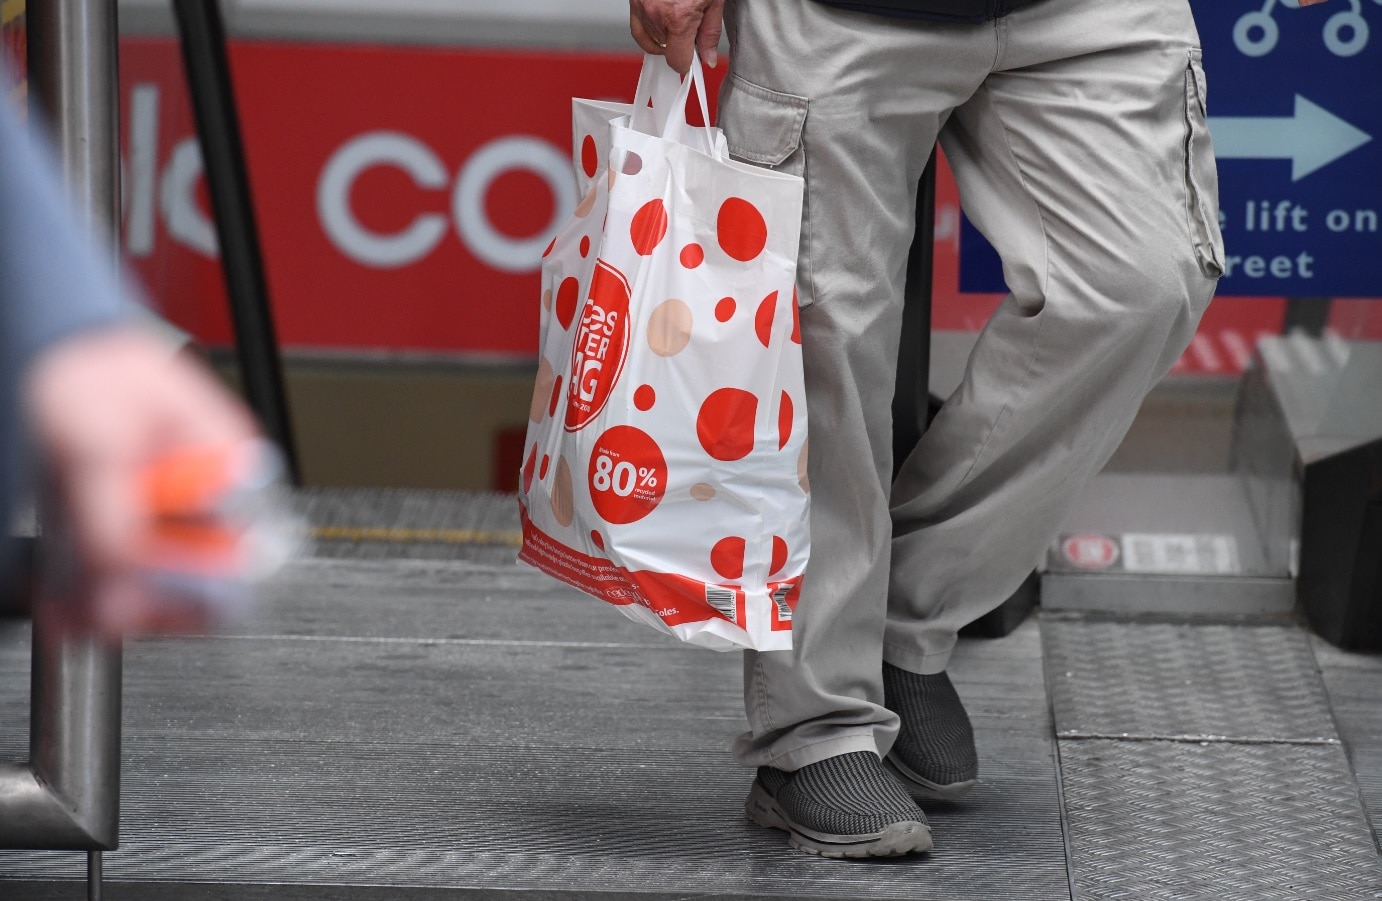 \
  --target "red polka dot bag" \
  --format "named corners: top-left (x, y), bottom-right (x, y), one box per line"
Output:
top-left (518, 53), bottom-right (809, 652)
